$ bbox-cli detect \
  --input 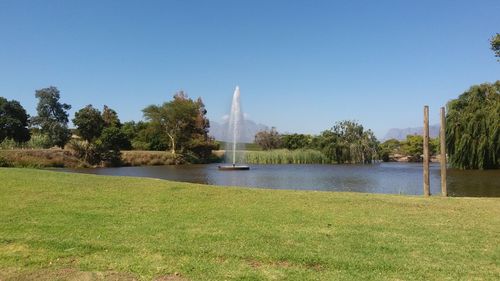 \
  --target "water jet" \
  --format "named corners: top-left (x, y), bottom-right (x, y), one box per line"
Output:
top-left (218, 86), bottom-right (250, 171)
